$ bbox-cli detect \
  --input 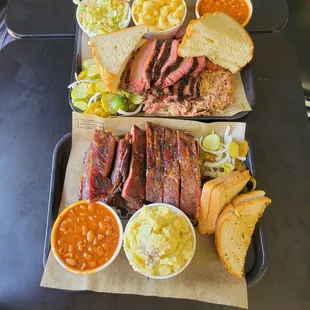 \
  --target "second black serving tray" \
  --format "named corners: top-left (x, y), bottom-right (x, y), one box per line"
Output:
top-left (43, 133), bottom-right (267, 287)
top-left (68, 26), bottom-right (256, 121)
